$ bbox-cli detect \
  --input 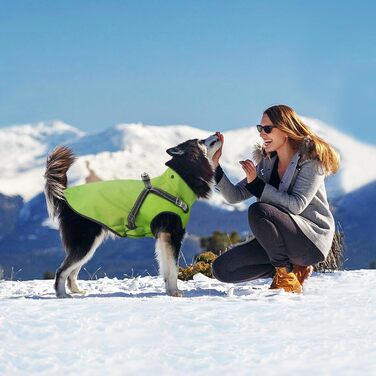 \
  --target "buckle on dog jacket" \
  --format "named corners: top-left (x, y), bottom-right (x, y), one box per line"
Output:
top-left (127, 172), bottom-right (189, 230)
